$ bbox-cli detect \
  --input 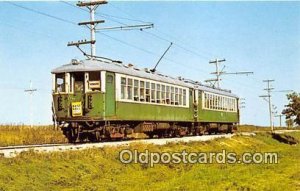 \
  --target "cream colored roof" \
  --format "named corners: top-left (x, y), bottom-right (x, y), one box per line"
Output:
top-left (52, 59), bottom-right (238, 98)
